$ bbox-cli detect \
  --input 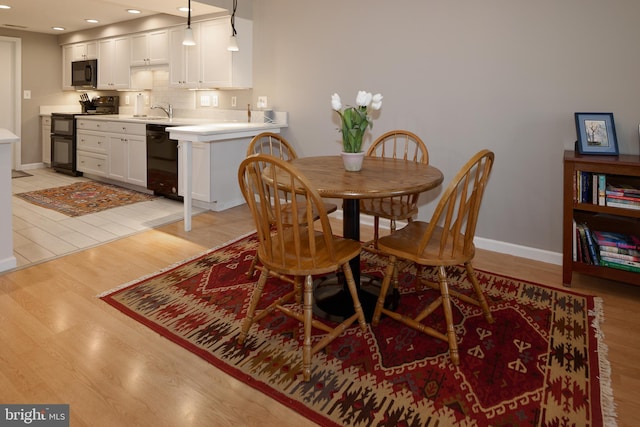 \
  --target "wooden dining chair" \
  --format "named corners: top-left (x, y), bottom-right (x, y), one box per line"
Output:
top-left (237, 154), bottom-right (367, 381)
top-left (361, 130), bottom-right (430, 251)
top-left (245, 132), bottom-right (337, 278)
top-left (371, 149), bottom-right (495, 365)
